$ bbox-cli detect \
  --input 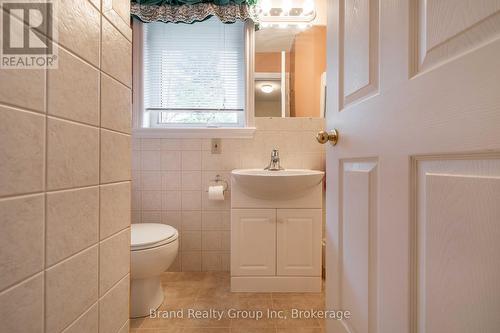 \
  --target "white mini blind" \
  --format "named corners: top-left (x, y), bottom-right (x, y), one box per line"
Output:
top-left (143, 17), bottom-right (246, 127)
